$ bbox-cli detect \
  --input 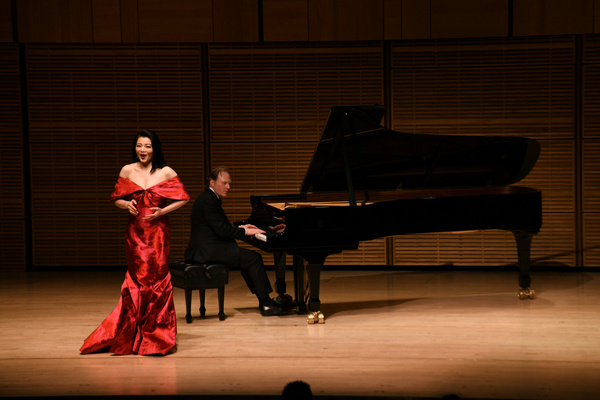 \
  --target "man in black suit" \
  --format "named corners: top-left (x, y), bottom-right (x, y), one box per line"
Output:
top-left (184, 166), bottom-right (288, 316)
